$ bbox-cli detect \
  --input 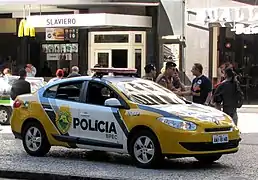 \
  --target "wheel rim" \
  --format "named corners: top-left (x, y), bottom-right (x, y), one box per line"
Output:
top-left (133, 136), bottom-right (155, 164)
top-left (0, 109), bottom-right (8, 123)
top-left (25, 127), bottom-right (42, 152)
